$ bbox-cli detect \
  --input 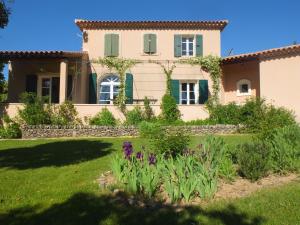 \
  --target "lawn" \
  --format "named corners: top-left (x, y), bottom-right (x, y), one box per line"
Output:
top-left (0, 135), bottom-right (299, 225)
